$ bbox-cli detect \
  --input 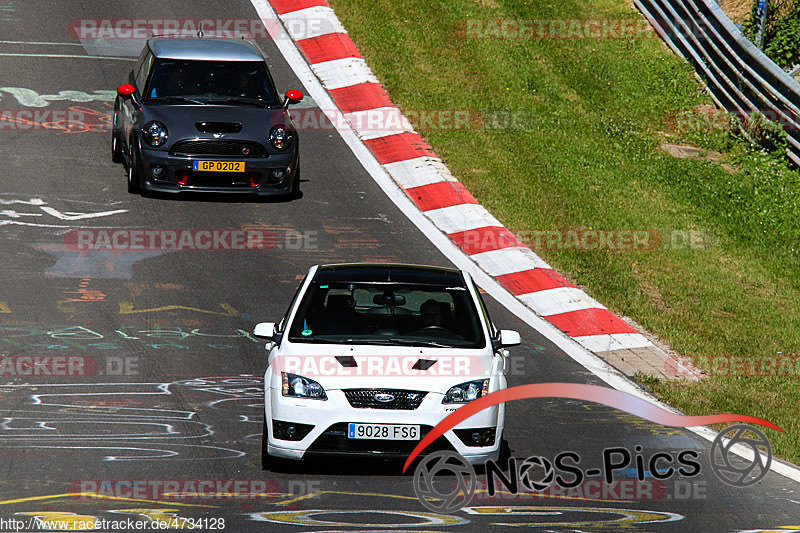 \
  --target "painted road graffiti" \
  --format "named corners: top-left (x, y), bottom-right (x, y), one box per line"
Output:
top-left (0, 196), bottom-right (127, 229)
top-left (0, 104), bottom-right (112, 133)
top-left (0, 491), bottom-right (689, 531)
top-left (0, 1), bottom-right (16, 21)
top-left (250, 499), bottom-right (684, 529)
top-left (0, 87), bottom-right (115, 107)
top-left (0, 323), bottom-right (258, 351)
top-left (1, 500), bottom-right (217, 532)
top-left (0, 376), bottom-right (262, 461)
top-left (30, 243), bottom-right (168, 279)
